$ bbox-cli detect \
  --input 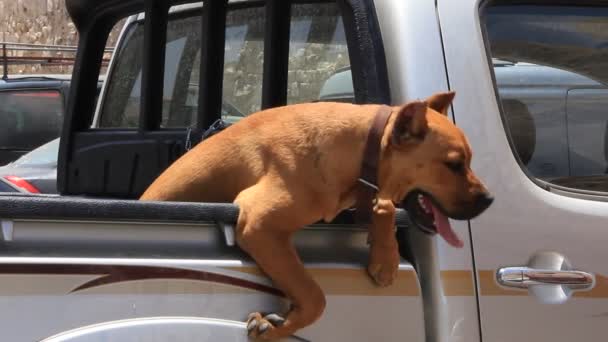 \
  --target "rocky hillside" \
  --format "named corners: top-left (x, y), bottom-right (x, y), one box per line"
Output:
top-left (0, 0), bottom-right (122, 75)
